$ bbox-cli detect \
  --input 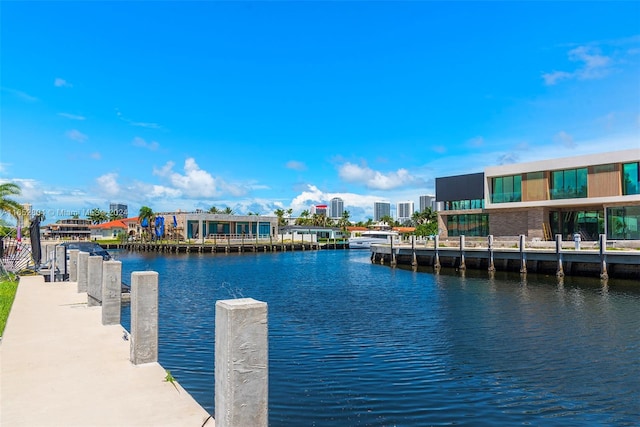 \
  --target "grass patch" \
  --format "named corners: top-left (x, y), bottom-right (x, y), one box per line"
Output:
top-left (0, 277), bottom-right (19, 337)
